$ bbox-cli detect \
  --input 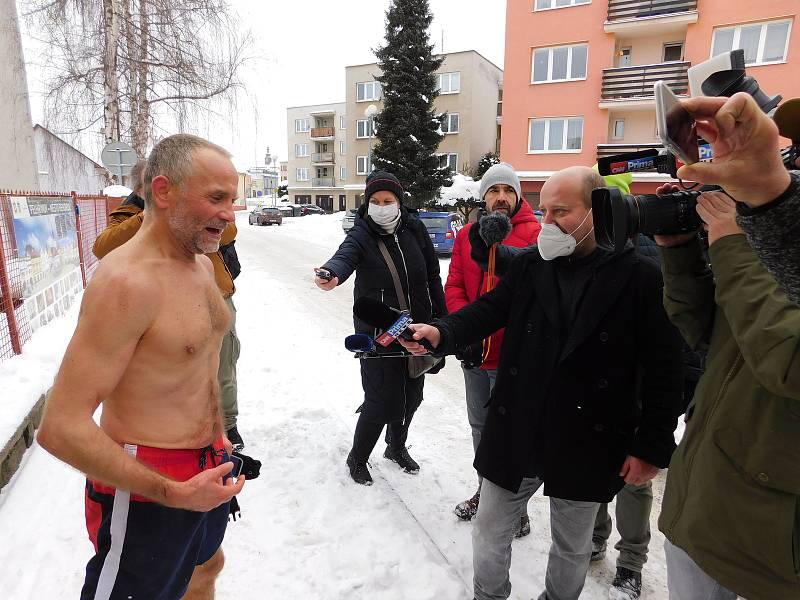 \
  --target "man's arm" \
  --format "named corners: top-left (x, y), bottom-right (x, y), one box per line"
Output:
top-left (37, 266), bottom-right (242, 511)
top-left (92, 207), bottom-right (144, 259)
